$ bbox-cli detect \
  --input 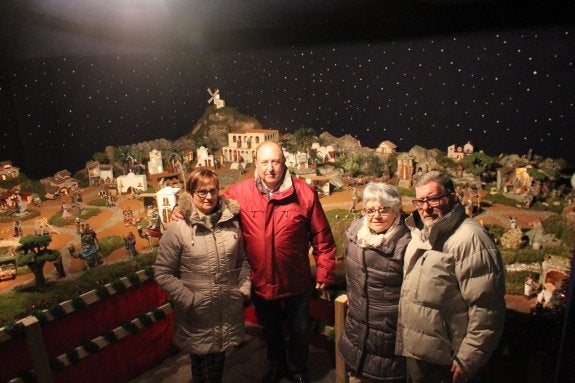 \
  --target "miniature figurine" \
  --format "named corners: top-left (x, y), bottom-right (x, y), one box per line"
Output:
top-left (350, 187), bottom-right (358, 213)
top-left (13, 219), bottom-right (23, 237)
top-left (524, 274), bottom-right (535, 298)
top-left (78, 225), bottom-right (104, 269)
top-left (75, 217), bottom-right (82, 234)
top-left (52, 252), bottom-right (66, 279)
top-left (124, 231), bottom-right (137, 258)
